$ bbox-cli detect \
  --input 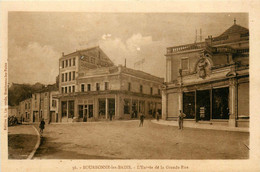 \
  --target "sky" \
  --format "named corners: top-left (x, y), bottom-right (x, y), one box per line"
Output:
top-left (8, 12), bottom-right (248, 84)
